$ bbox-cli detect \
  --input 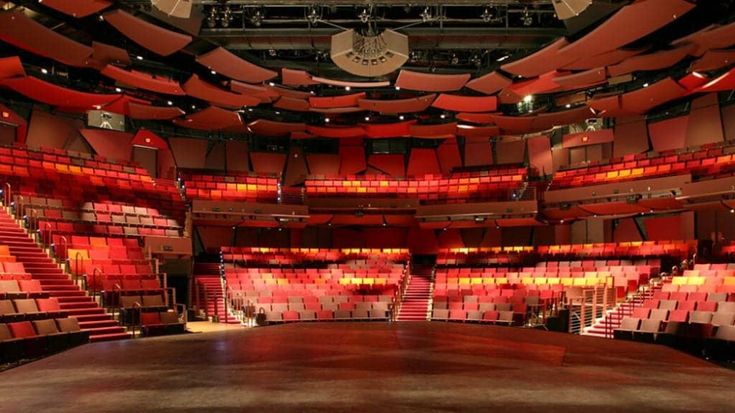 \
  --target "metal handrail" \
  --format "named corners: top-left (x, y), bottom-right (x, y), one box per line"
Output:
top-left (3, 182), bottom-right (10, 206)
top-left (91, 267), bottom-right (104, 297)
top-left (58, 236), bottom-right (68, 262)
